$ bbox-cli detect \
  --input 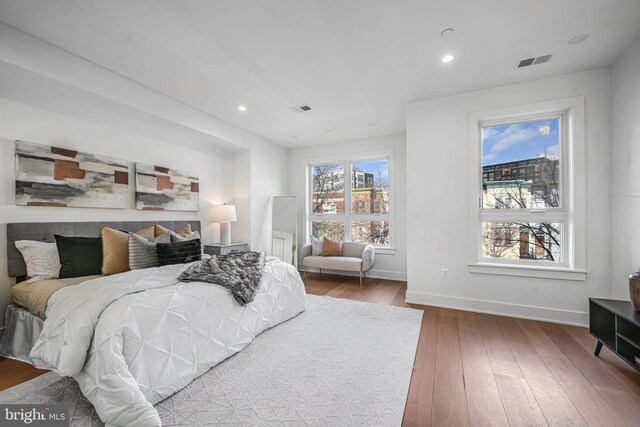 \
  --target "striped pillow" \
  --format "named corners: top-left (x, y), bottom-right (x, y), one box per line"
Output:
top-left (156, 239), bottom-right (202, 266)
top-left (169, 230), bottom-right (201, 242)
top-left (129, 232), bottom-right (171, 270)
